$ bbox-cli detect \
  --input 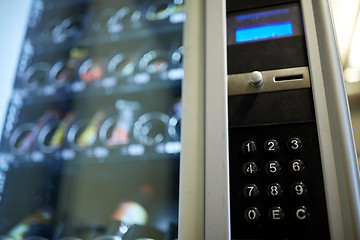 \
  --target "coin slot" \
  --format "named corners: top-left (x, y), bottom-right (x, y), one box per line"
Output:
top-left (274, 74), bottom-right (303, 82)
